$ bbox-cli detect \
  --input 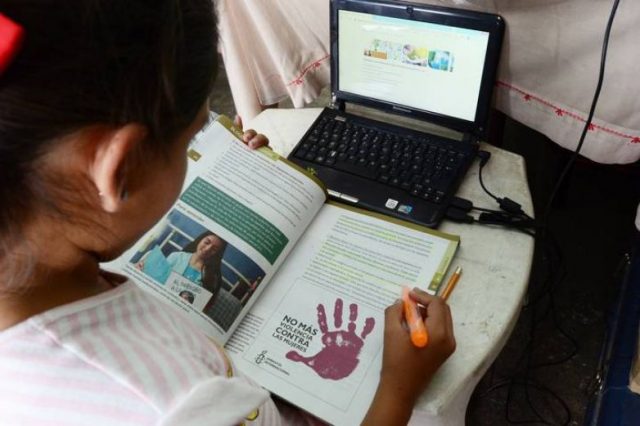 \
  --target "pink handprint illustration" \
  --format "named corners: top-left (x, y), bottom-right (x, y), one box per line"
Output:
top-left (286, 298), bottom-right (375, 380)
